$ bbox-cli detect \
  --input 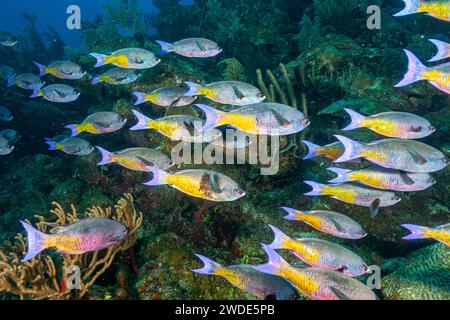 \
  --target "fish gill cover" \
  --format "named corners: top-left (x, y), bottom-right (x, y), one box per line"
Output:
top-left (0, 0), bottom-right (449, 301)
